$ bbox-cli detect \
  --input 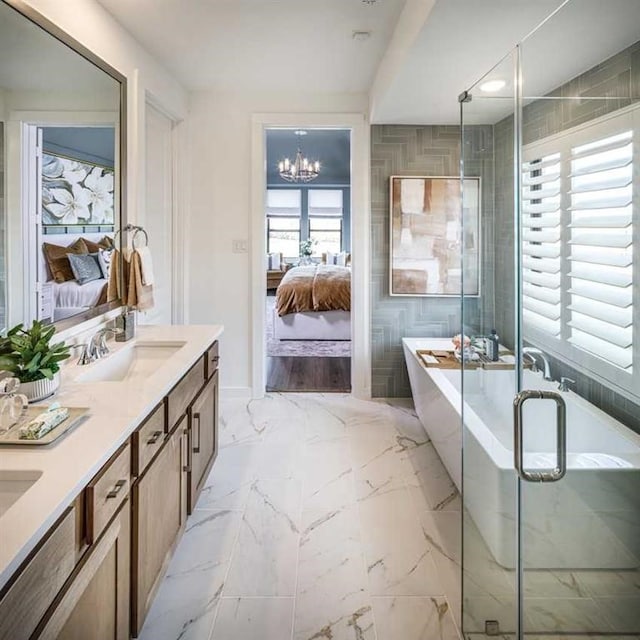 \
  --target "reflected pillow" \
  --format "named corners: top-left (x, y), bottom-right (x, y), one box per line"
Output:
top-left (97, 248), bottom-right (113, 279)
top-left (42, 238), bottom-right (88, 283)
top-left (83, 236), bottom-right (113, 253)
top-left (68, 252), bottom-right (102, 285)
